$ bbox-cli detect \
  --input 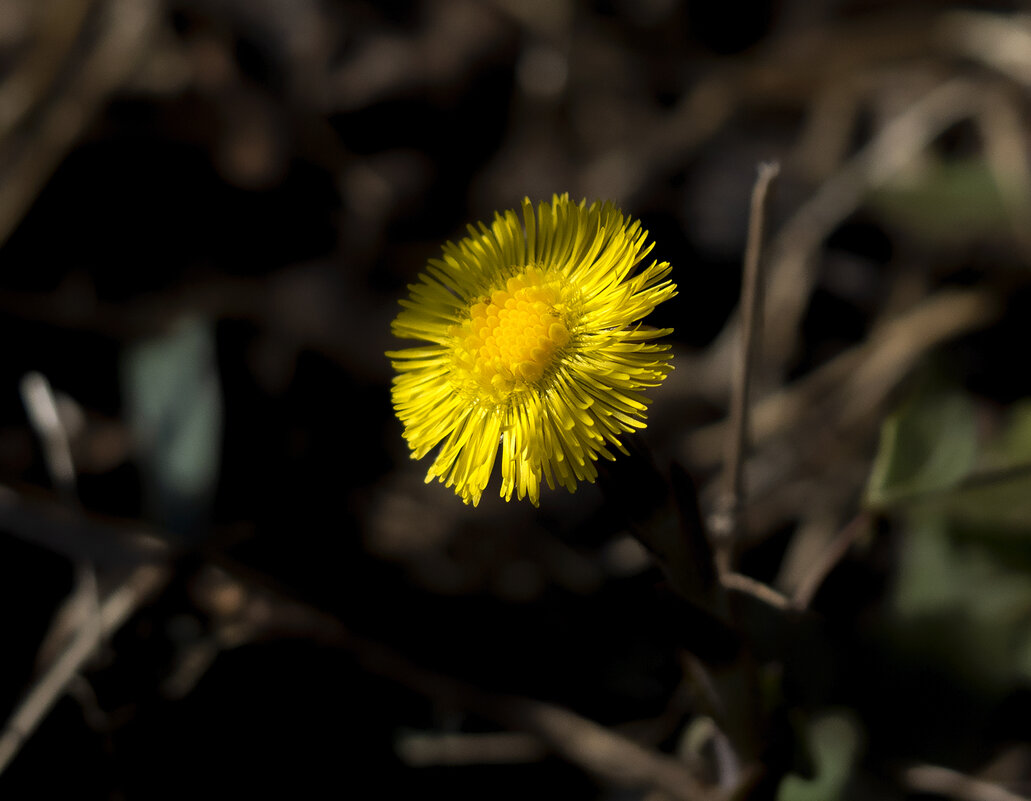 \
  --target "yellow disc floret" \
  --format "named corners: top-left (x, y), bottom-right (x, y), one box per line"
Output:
top-left (450, 268), bottom-right (571, 402)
